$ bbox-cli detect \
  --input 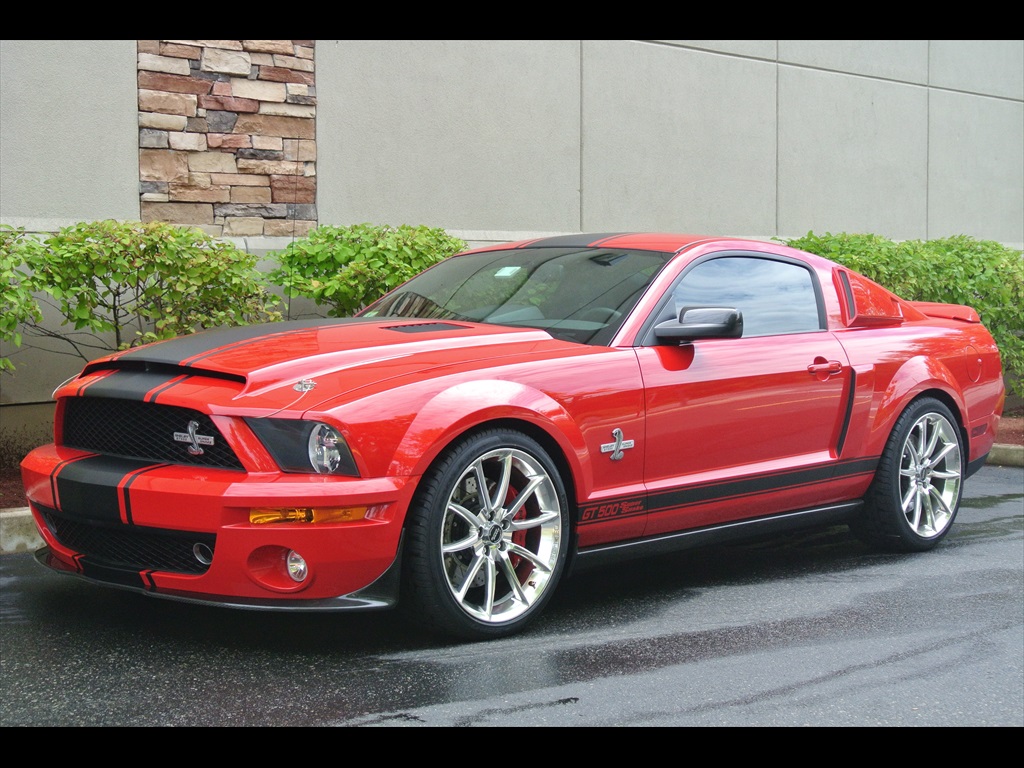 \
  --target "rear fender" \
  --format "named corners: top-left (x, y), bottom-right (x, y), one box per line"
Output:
top-left (874, 356), bottom-right (967, 448)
